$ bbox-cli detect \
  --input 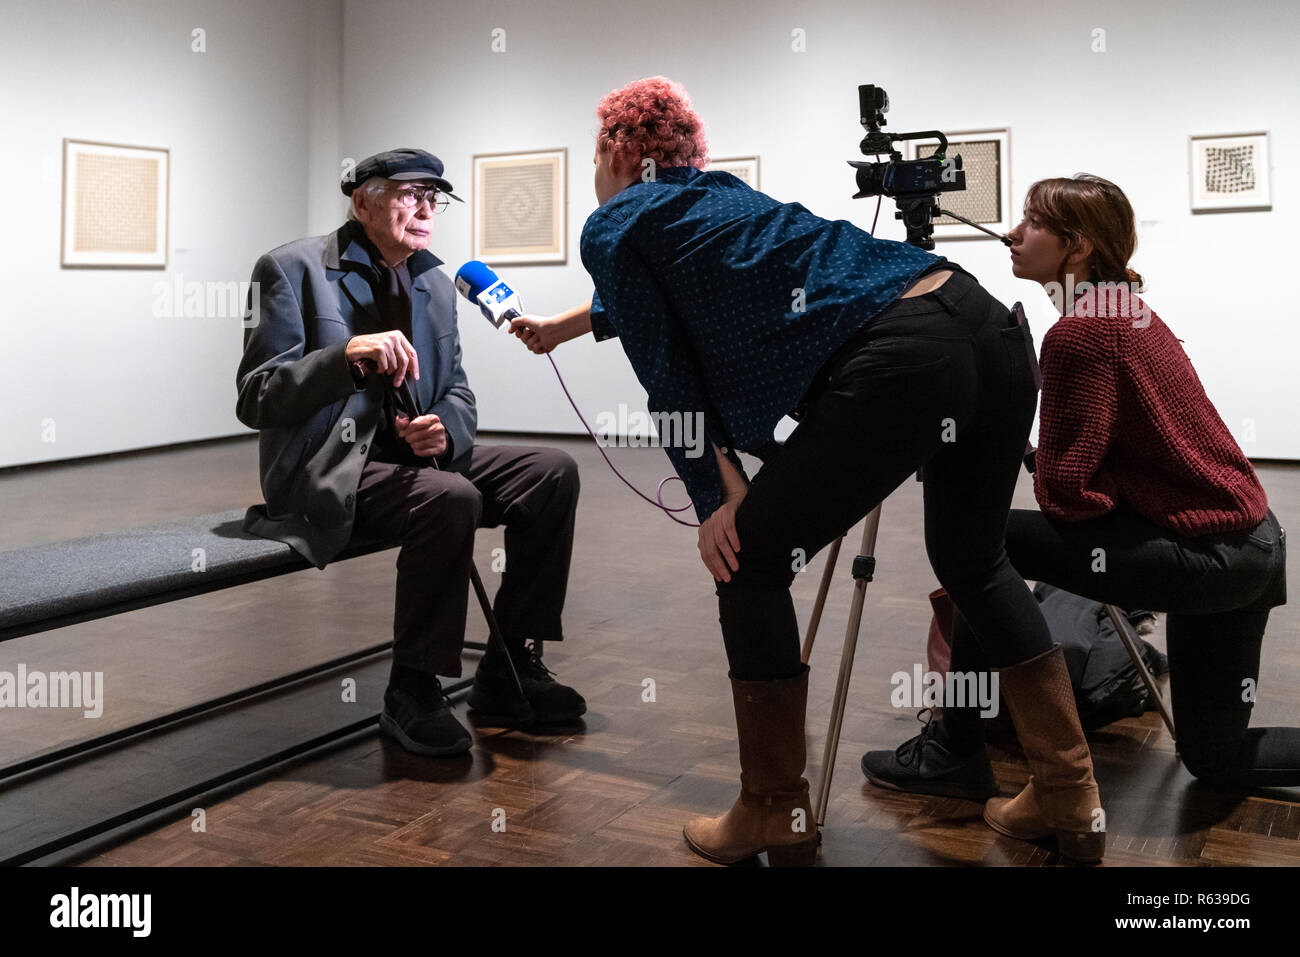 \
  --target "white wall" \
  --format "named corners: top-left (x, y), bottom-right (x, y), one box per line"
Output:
top-left (0, 0), bottom-right (341, 468)
top-left (339, 0), bottom-right (1300, 459)
top-left (3, 0), bottom-right (1297, 469)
